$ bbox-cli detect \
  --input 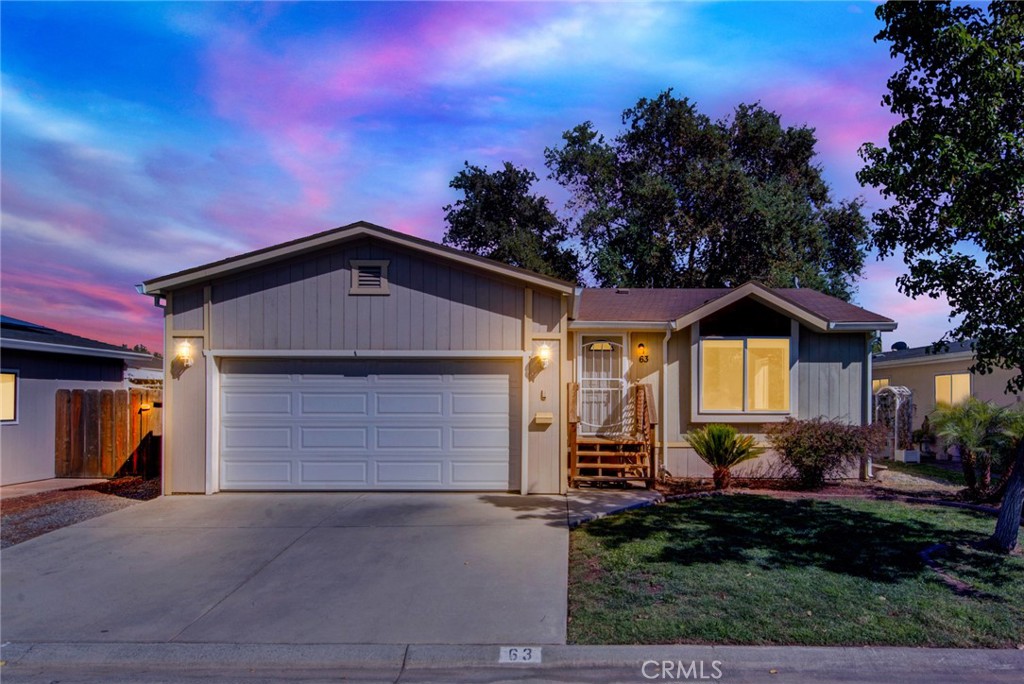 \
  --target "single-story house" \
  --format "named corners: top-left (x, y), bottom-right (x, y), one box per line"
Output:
top-left (1, 316), bottom-right (155, 485)
top-left (141, 221), bottom-right (896, 495)
top-left (872, 340), bottom-right (1022, 431)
